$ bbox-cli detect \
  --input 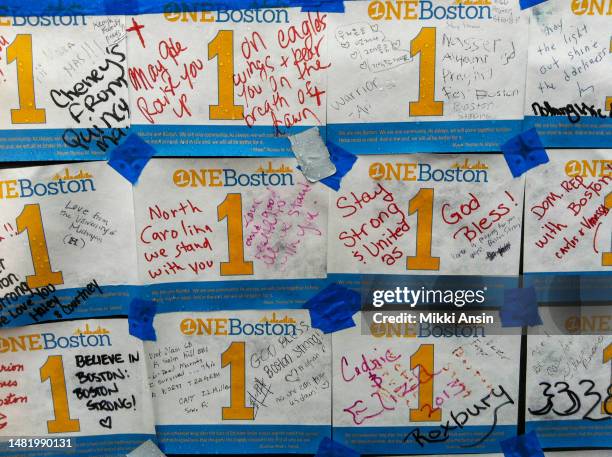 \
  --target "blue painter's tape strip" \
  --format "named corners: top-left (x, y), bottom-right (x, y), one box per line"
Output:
top-left (319, 142), bottom-right (357, 191)
top-left (501, 128), bottom-right (549, 178)
top-left (500, 431), bottom-right (545, 457)
top-left (107, 133), bottom-right (156, 184)
top-left (315, 437), bottom-right (360, 457)
top-left (128, 298), bottom-right (157, 341)
top-left (303, 283), bottom-right (361, 334)
top-left (519, 0), bottom-right (548, 10)
top-left (0, 0), bottom-right (343, 16)
top-left (500, 286), bottom-right (543, 328)
top-left (301, 1), bottom-right (344, 13)
top-left (103, 0), bottom-right (138, 14)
